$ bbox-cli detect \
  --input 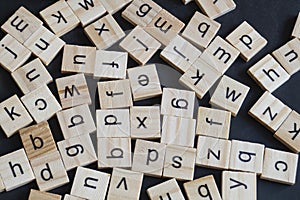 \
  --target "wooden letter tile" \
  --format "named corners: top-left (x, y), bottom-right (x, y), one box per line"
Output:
top-left (0, 149), bottom-right (35, 191)
top-left (0, 34), bottom-right (31, 72)
top-left (30, 150), bottom-right (69, 191)
top-left (182, 11), bottom-right (221, 48)
top-left (57, 104), bottom-right (96, 139)
top-left (163, 144), bottom-right (196, 181)
top-left (127, 64), bottom-right (162, 101)
top-left (71, 166), bottom-right (110, 200)
top-left (161, 88), bottom-right (195, 118)
top-left (19, 121), bottom-right (57, 160)
top-left (94, 50), bottom-right (128, 79)
top-left (28, 189), bottom-right (62, 200)
top-left (12, 58), bottom-right (53, 94)
top-left (98, 79), bottom-right (133, 109)
top-left (249, 91), bottom-right (292, 132)
top-left (0, 175), bottom-right (5, 193)
top-left (130, 106), bottom-right (161, 139)
top-left (39, 1), bottom-right (80, 36)
top-left (64, 195), bottom-right (85, 200)
top-left (107, 168), bottom-right (143, 200)
top-left (97, 137), bottom-right (131, 168)
top-left (248, 54), bottom-right (290, 93)
top-left (261, 148), bottom-right (298, 185)
top-left (182, 0), bottom-right (194, 5)
top-left (56, 74), bottom-right (92, 109)
top-left (292, 12), bottom-right (300, 38)
top-left (147, 178), bottom-right (185, 200)
top-left (122, 0), bottom-right (162, 27)
top-left (57, 134), bottom-right (97, 171)
top-left (100, 0), bottom-right (132, 14)
top-left (222, 171), bottom-right (256, 200)
top-left (210, 75), bottom-right (250, 117)
top-left (132, 139), bottom-right (166, 177)
top-left (1, 6), bottom-right (43, 43)
top-left (195, 0), bottom-right (236, 19)
top-left (0, 95), bottom-right (33, 137)
top-left (183, 175), bottom-right (222, 200)
top-left (84, 14), bottom-right (125, 50)
top-left (229, 140), bottom-right (265, 174)
top-left (161, 115), bottom-right (196, 148)
top-left (196, 135), bottom-right (231, 169)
